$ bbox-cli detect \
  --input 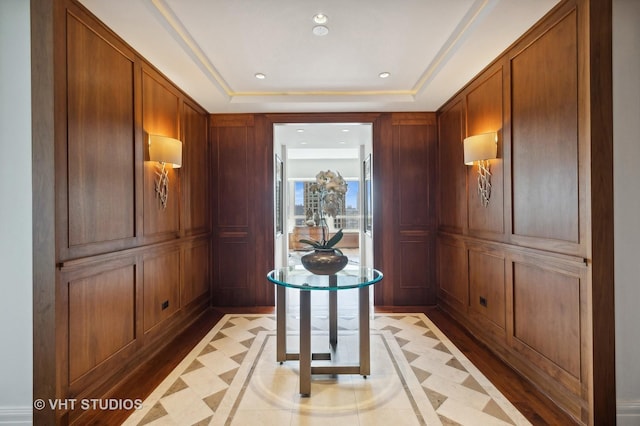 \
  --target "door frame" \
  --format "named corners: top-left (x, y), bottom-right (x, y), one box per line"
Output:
top-left (264, 113), bottom-right (383, 304)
